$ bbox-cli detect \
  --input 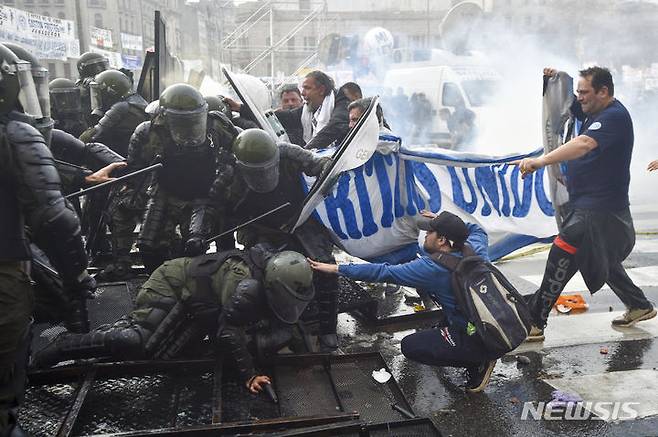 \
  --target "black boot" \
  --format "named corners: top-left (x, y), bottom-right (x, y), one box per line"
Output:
top-left (316, 272), bottom-right (339, 352)
top-left (32, 327), bottom-right (144, 368)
